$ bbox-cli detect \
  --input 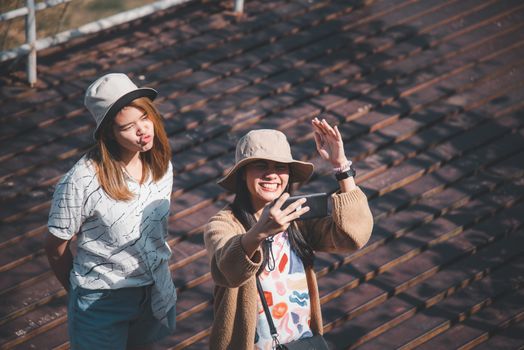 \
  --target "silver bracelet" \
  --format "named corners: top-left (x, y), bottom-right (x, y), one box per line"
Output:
top-left (333, 160), bottom-right (352, 174)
